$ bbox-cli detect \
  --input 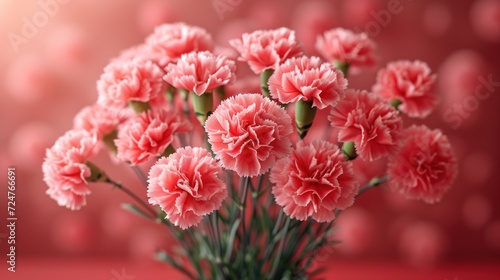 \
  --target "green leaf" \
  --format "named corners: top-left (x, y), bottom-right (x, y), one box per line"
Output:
top-left (121, 203), bottom-right (154, 221)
